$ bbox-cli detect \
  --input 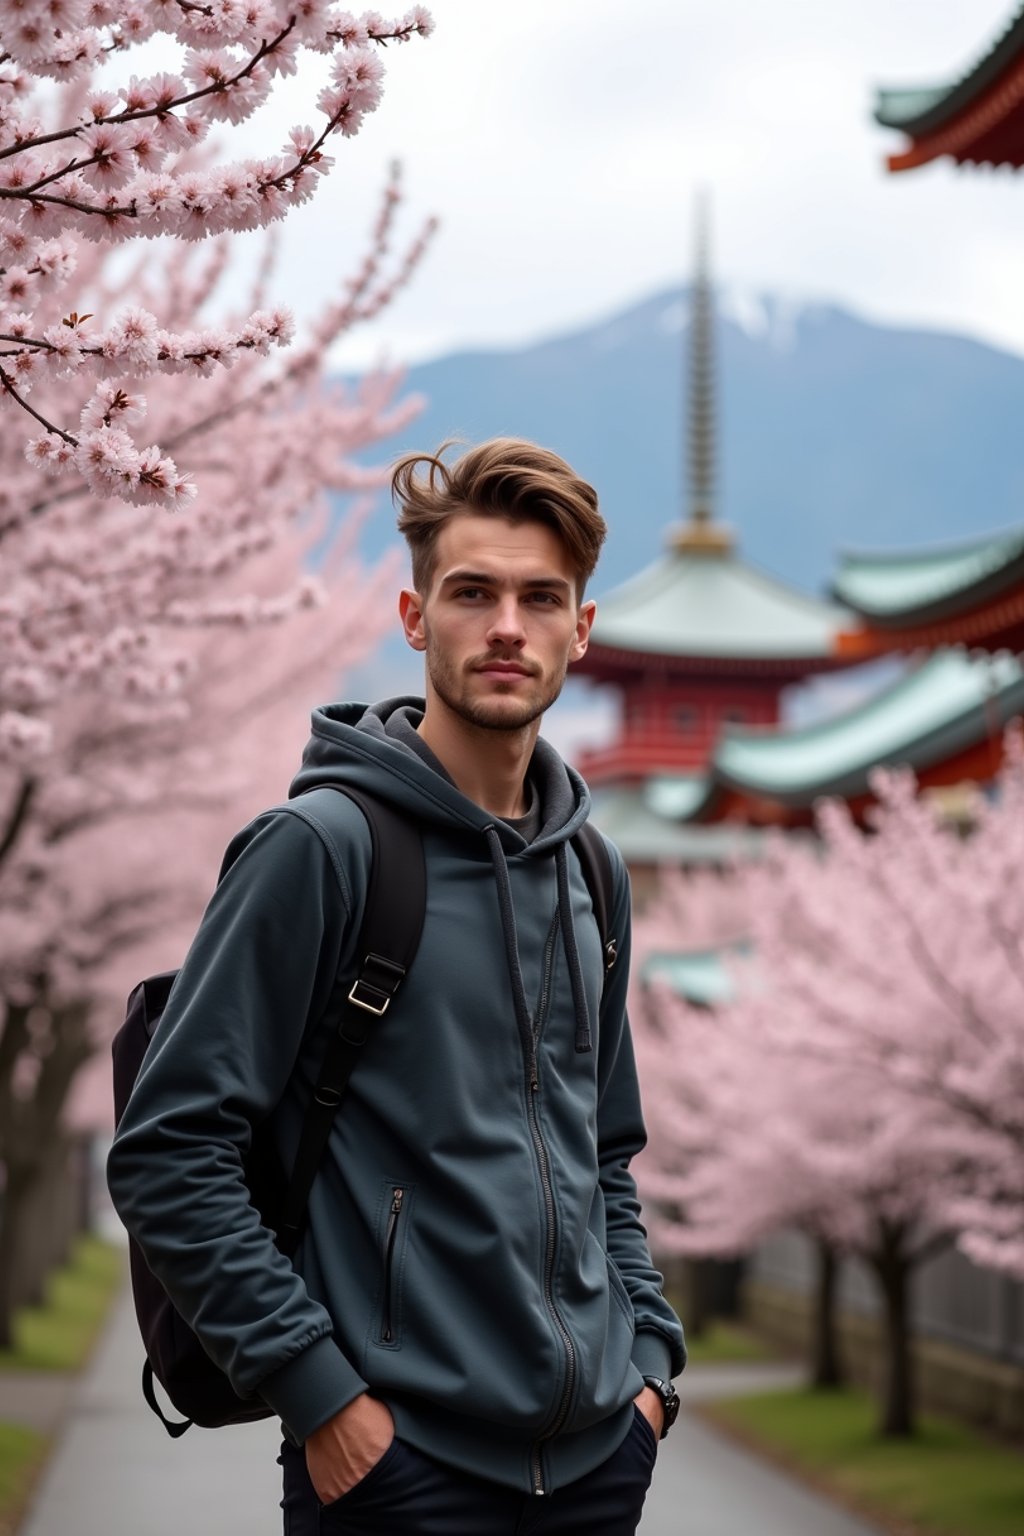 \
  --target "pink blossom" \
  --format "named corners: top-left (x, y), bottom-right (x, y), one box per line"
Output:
top-left (78, 121), bottom-right (136, 187)
top-left (24, 431), bottom-right (75, 470)
top-left (0, 266), bottom-right (35, 305)
top-left (0, 709), bottom-right (52, 759)
top-left (80, 382), bottom-right (148, 431)
top-left (100, 307), bottom-right (160, 373)
top-left (74, 425), bottom-right (142, 492)
top-left (332, 13), bottom-right (370, 48)
top-left (81, 89), bottom-right (120, 122)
